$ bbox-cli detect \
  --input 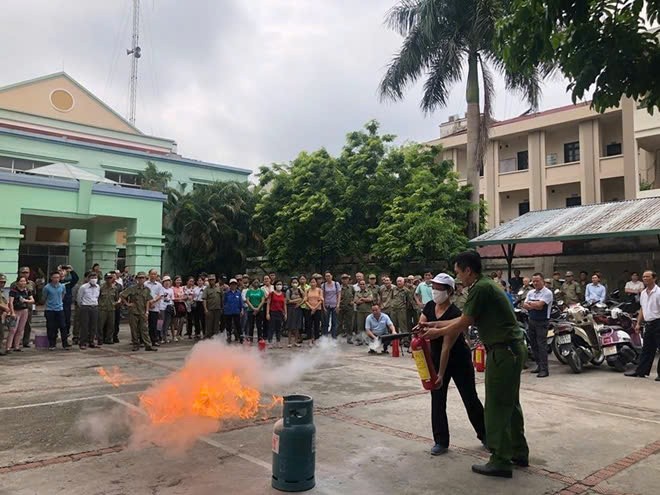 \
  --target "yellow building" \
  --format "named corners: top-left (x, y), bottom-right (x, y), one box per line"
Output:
top-left (428, 99), bottom-right (660, 229)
